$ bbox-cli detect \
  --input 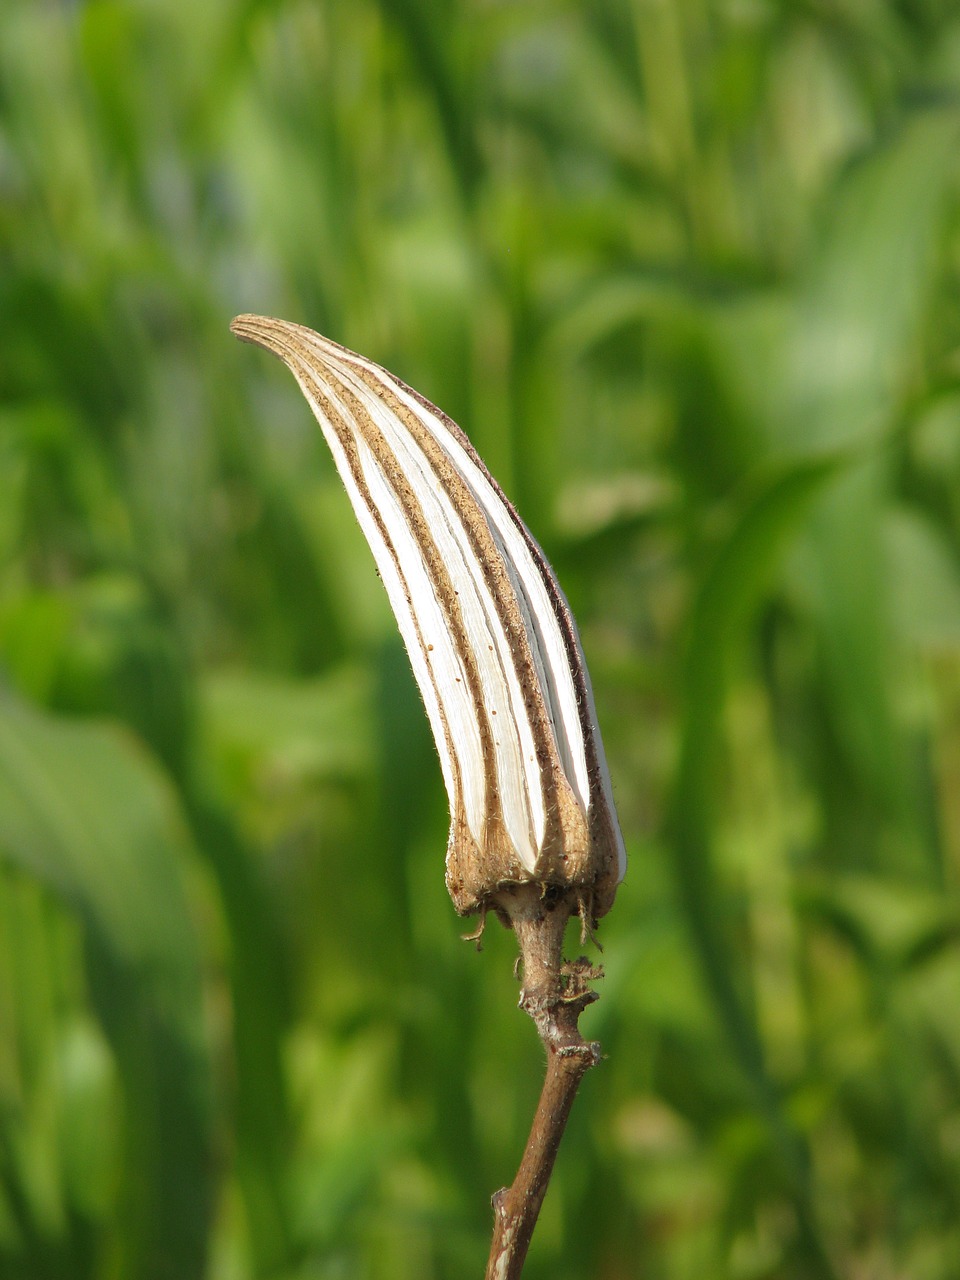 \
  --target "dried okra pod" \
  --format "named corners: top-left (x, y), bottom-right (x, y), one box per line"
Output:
top-left (230, 315), bottom-right (626, 933)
